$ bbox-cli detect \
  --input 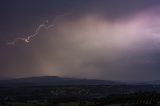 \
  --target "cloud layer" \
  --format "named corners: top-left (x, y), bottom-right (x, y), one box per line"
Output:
top-left (2, 1), bottom-right (160, 81)
top-left (26, 8), bottom-right (160, 81)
